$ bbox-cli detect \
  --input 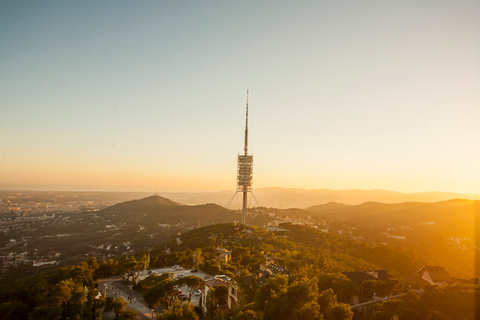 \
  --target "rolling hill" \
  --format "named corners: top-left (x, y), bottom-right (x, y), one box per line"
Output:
top-left (98, 194), bottom-right (239, 226)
